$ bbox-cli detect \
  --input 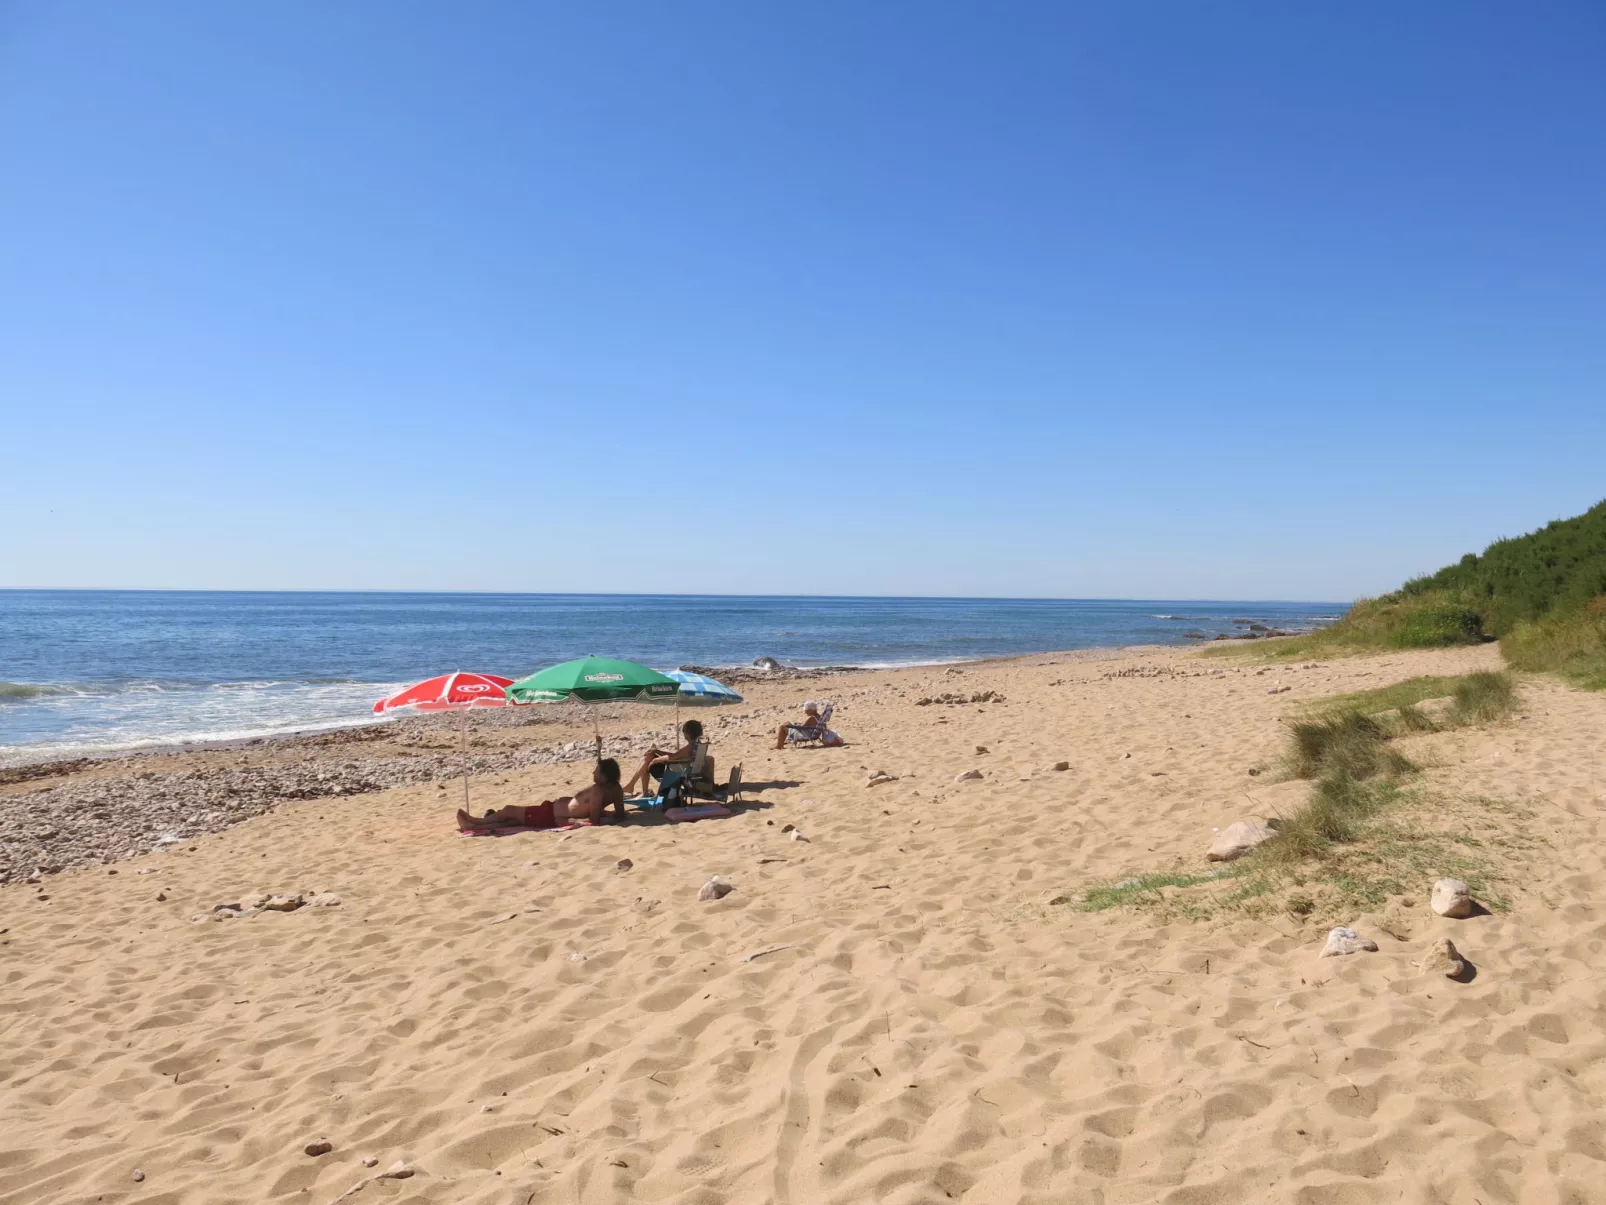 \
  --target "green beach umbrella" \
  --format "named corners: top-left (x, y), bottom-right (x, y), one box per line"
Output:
top-left (507, 656), bottom-right (679, 756)
top-left (505, 656), bottom-right (679, 704)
